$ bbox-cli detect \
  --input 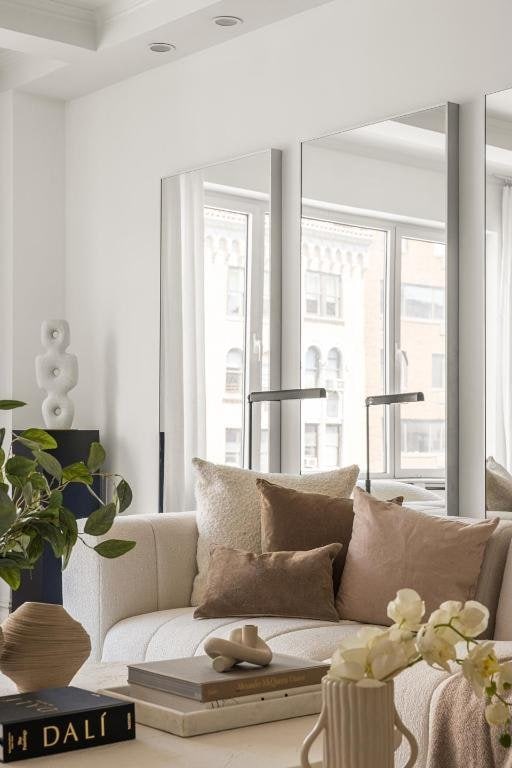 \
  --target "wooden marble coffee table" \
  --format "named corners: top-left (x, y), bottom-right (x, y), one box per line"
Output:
top-left (0, 664), bottom-right (323, 767)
